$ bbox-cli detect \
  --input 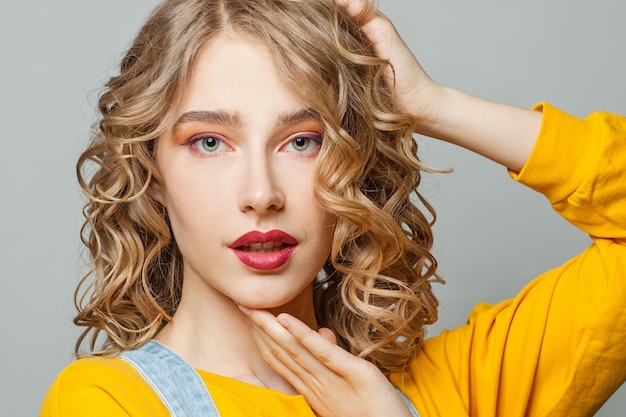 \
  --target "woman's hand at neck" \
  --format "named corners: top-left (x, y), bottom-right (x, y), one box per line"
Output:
top-left (240, 307), bottom-right (414, 417)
